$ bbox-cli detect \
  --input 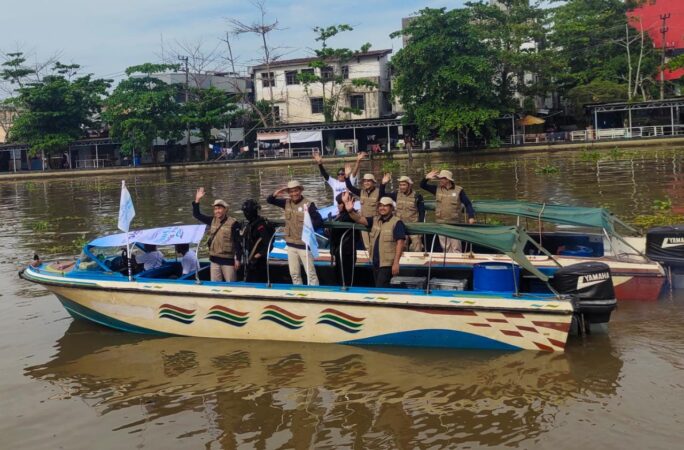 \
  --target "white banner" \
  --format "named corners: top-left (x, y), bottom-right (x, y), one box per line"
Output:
top-left (89, 225), bottom-right (207, 248)
top-left (288, 130), bottom-right (322, 144)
